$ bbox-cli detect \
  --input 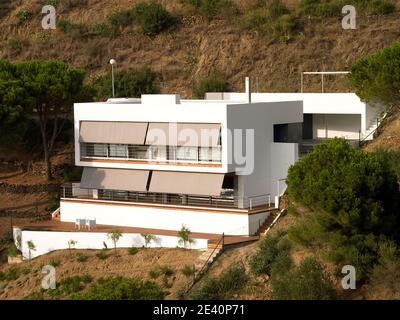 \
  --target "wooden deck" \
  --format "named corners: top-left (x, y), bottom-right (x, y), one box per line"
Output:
top-left (14, 220), bottom-right (259, 248)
